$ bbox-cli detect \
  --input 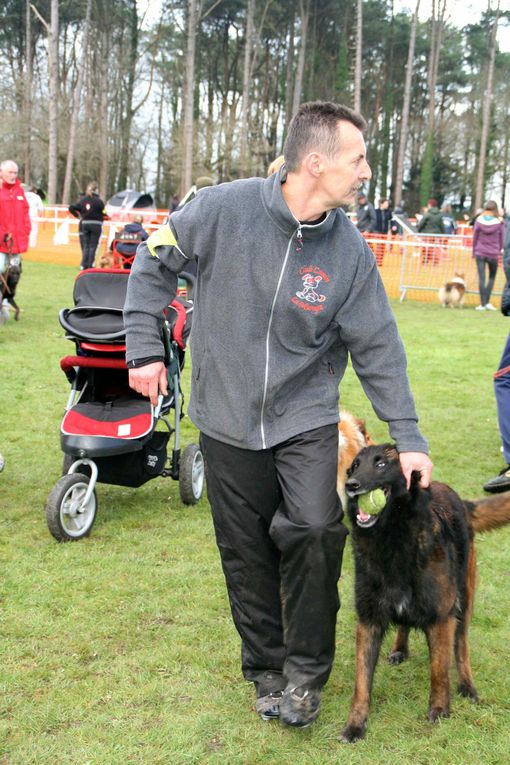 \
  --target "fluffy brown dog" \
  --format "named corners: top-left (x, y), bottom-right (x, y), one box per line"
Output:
top-left (340, 443), bottom-right (510, 743)
top-left (438, 272), bottom-right (466, 307)
top-left (337, 411), bottom-right (374, 507)
top-left (96, 250), bottom-right (114, 269)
